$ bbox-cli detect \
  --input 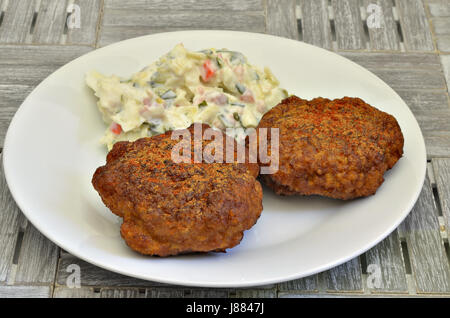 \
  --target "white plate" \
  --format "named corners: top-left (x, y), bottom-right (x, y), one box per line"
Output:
top-left (3, 31), bottom-right (426, 287)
